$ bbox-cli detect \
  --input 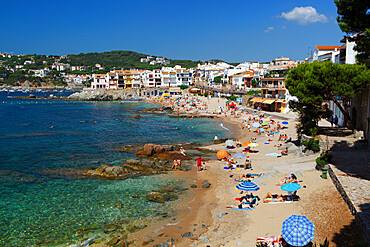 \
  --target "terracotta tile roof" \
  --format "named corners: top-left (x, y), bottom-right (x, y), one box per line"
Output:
top-left (315, 45), bottom-right (340, 50)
